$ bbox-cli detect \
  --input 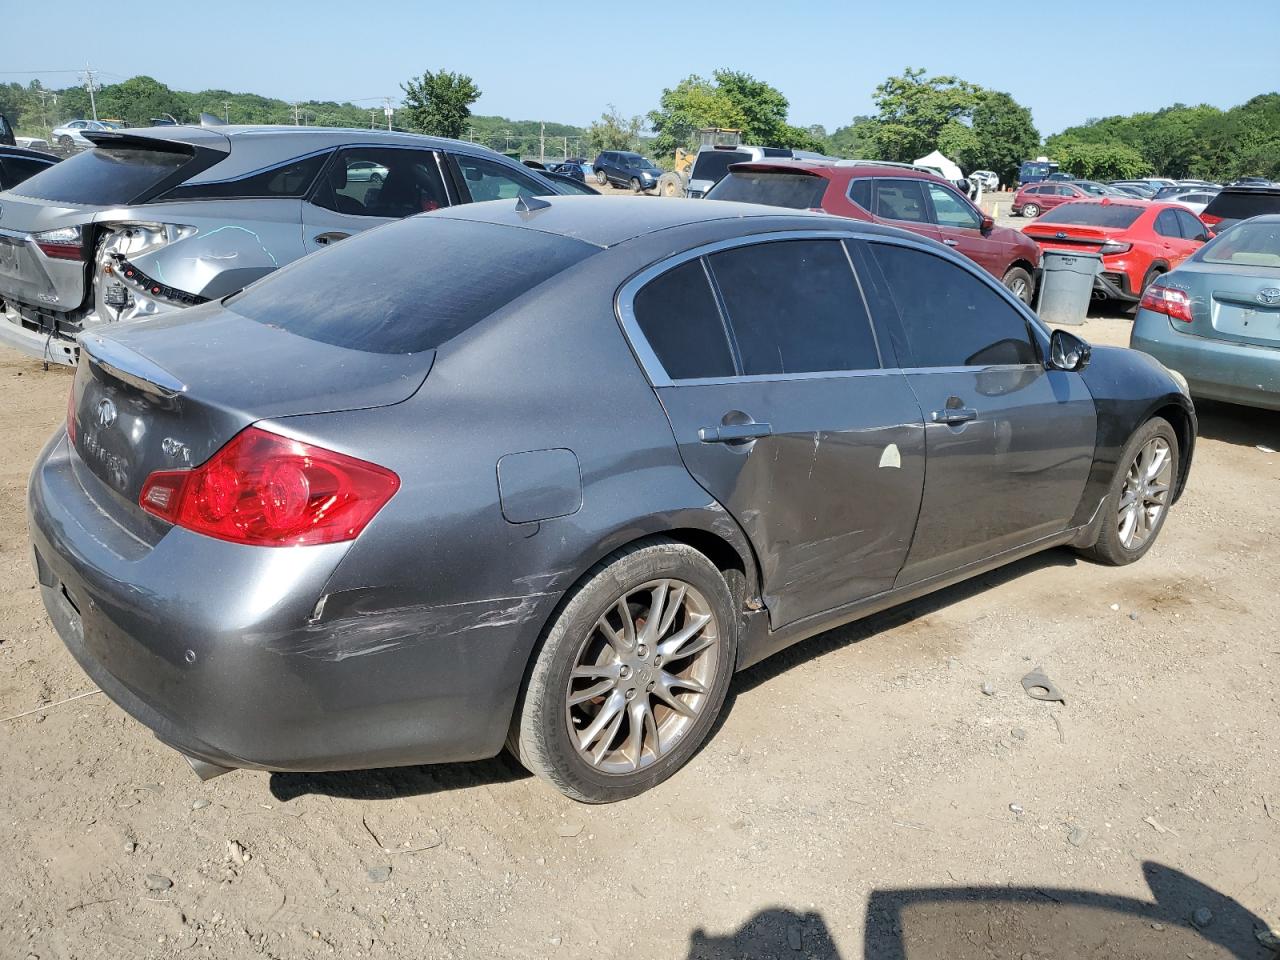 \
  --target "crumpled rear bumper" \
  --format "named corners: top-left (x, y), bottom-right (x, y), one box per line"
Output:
top-left (0, 306), bottom-right (77, 364)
